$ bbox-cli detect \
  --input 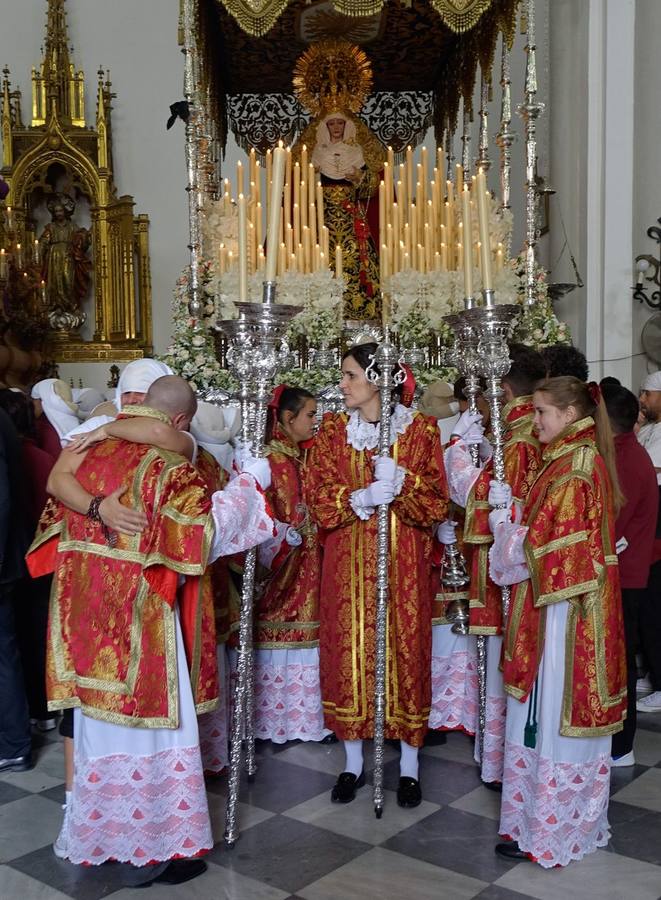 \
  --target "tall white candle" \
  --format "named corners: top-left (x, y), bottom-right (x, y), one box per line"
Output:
top-left (461, 185), bottom-right (473, 299)
top-left (475, 169), bottom-right (493, 292)
top-left (264, 144), bottom-right (286, 283)
top-left (238, 193), bottom-right (248, 301)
